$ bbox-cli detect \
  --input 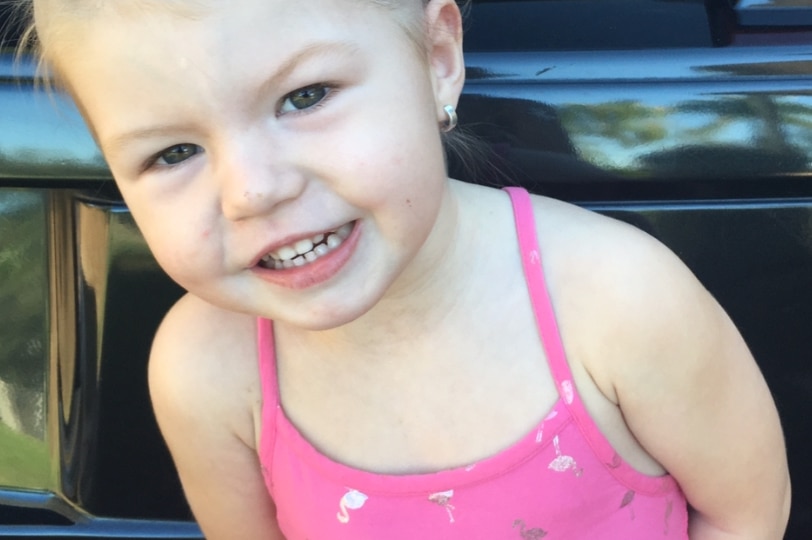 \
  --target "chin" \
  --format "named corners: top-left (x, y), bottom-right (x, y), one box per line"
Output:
top-left (288, 303), bottom-right (377, 332)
